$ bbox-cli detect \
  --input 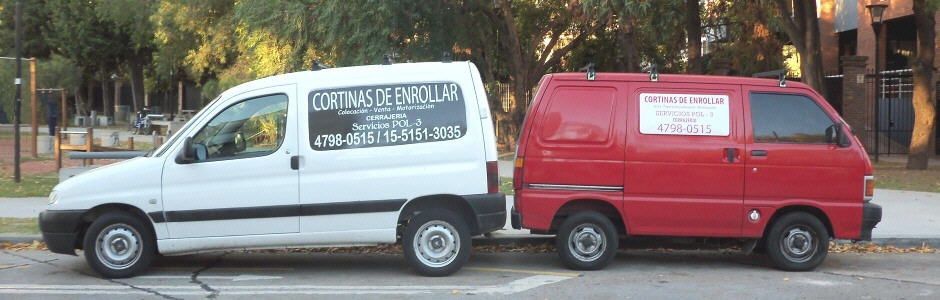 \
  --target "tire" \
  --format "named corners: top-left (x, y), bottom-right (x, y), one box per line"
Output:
top-left (82, 212), bottom-right (155, 278)
top-left (764, 212), bottom-right (829, 271)
top-left (556, 211), bottom-right (619, 270)
top-left (403, 208), bottom-right (471, 277)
